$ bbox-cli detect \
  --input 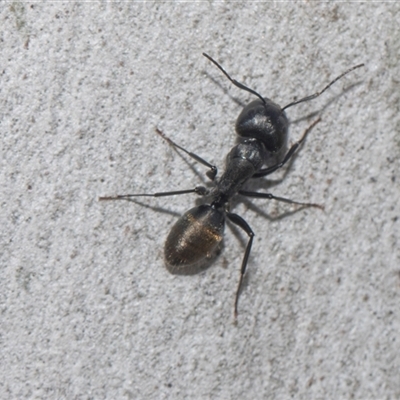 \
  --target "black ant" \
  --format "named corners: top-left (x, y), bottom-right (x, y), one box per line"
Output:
top-left (100, 53), bottom-right (363, 318)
